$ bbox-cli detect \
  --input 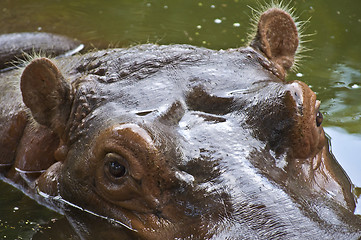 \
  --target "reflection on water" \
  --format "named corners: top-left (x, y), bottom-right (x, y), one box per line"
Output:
top-left (325, 127), bottom-right (361, 215)
top-left (321, 65), bottom-right (361, 133)
top-left (0, 182), bottom-right (61, 239)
